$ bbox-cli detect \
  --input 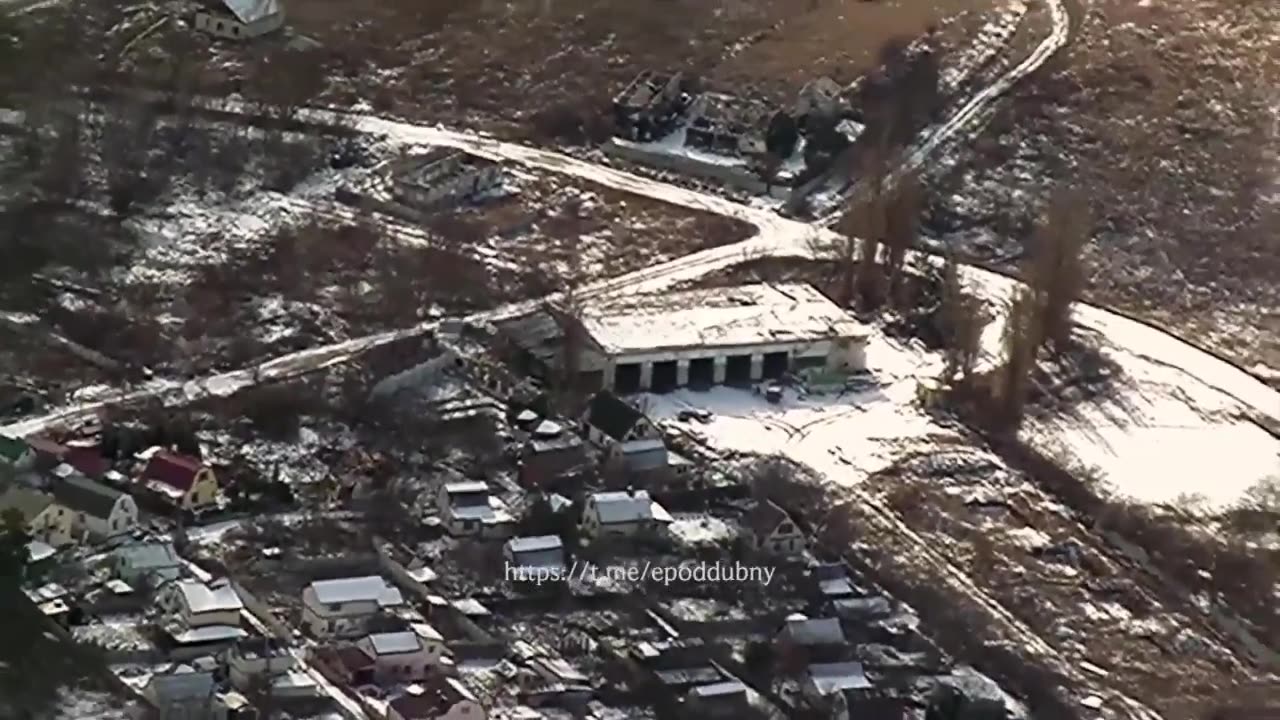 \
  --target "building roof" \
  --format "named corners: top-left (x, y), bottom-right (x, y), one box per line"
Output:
top-left (141, 452), bottom-right (205, 493)
top-left (49, 474), bottom-right (123, 520)
top-left (781, 616), bottom-right (847, 645)
top-left (443, 481), bottom-right (490, 496)
top-left (747, 499), bottom-right (793, 537)
top-left (169, 624), bottom-right (249, 645)
top-left (172, 578), bottom-right (244, 614)
top-left (220, 0), bottom-right (281, 24)
top-left (0, 434), bottom-right (29, 462)
top-left (807, 661), bottom-right (872, 695)
top-left (62, 446), bottom-right (110, 479)
top-left (588, 490), bottom-right (672, 525)
top-left (507, 535), bottom-right (564, 554)
top-left (689, 680), bottom-right (749, 699)
top-left (308, 576), bottom-right (404, 607)
top-left (585, 391), bottom-right (646, 442)
top-left (114, 541), bottom-right (181, 569)
top-left (366, 631), bottom-right (423, 656)
top-left (620, 438), bottom-right (666, 454)
top-left (580, 283), bottom-right (869, 356)
top-left (0, 487), bottom-right (54, 522)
